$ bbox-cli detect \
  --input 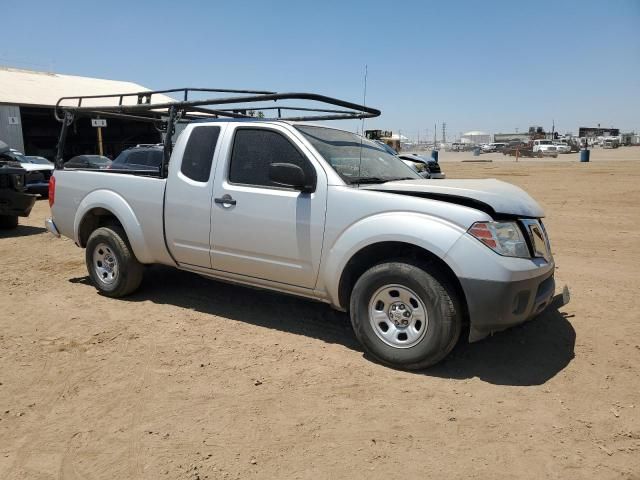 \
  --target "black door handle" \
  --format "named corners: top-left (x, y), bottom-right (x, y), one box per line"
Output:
top-left (214, 194), bottom-right (236, 206)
